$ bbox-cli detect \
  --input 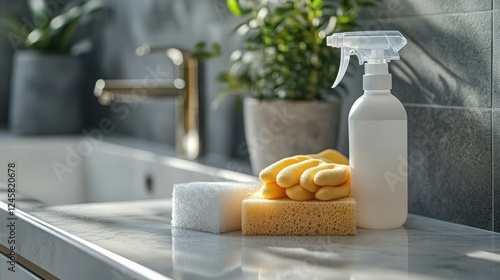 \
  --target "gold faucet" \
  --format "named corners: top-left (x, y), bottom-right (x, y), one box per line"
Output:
top-left (94, 45), bottom-right (200, 159)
